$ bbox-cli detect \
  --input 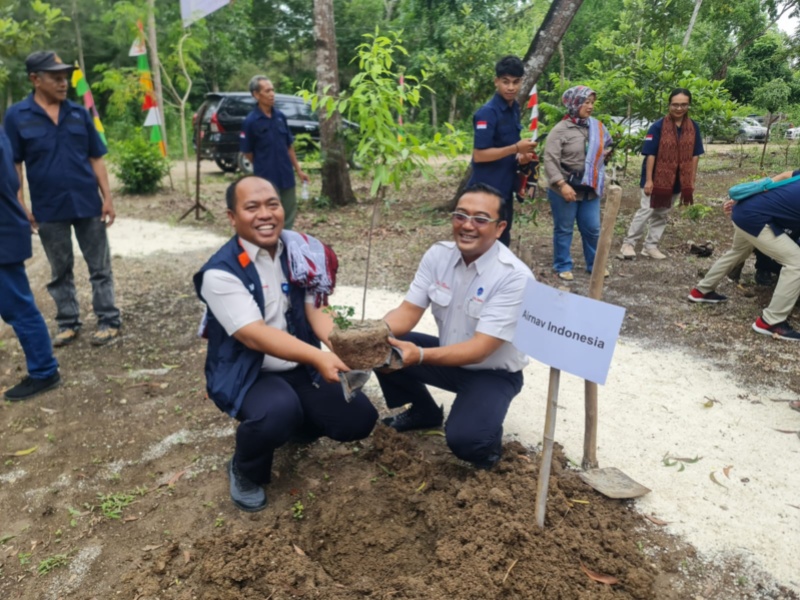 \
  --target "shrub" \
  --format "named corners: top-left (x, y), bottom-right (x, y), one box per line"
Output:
top-left (110, 133), bottom-right (170, 195)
